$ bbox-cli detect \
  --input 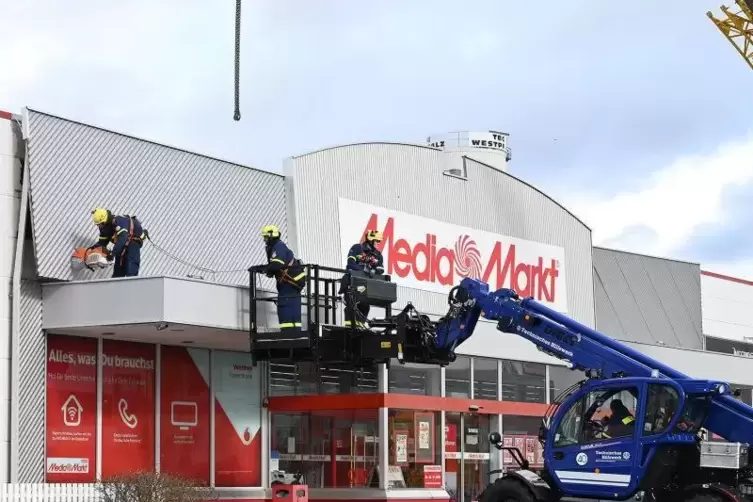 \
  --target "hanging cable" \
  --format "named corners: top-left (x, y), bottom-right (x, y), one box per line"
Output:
top-left (144, 235), bottom-right (249, 277)
top-left (233, 0), bottom-right (242, 121)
